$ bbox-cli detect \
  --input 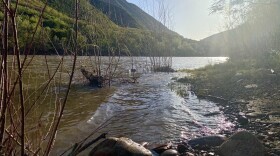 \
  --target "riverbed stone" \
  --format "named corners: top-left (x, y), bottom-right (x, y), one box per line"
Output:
top-left (183, 152), bottom-right (194, 156)
top-left (160, 149), bottom-right (179, 156)
top-left (246, 112), bottom-right (267, 119)
top-left (217, 131), bottom-right (266, 156)
top-left (147, 143), bottom-right (172, 154)
top-left (188, 135), bottom-right (227, 149)
top-left (177, 144), bottom-right (188, 153)
top-left (237, 115), bottom-right (249, 125)
top-left (89, 137), bottom-right (152, 156)
top-left (204, 111), bottom-right (220, 117)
